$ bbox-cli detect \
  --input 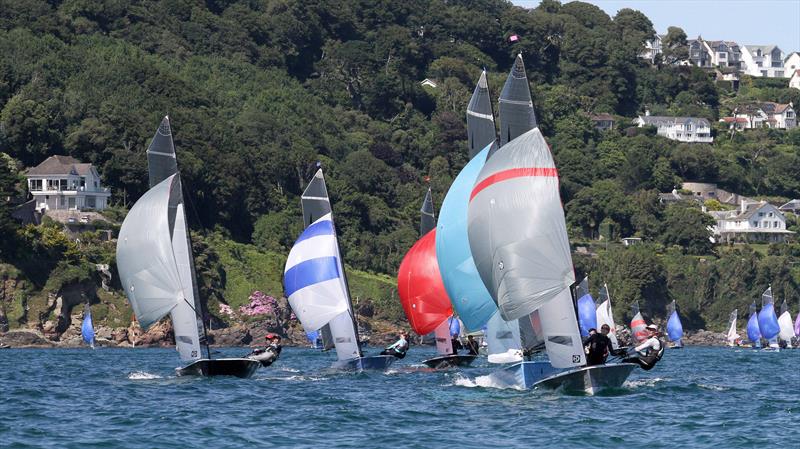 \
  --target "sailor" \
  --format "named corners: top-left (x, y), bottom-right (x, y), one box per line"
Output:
top-left (381, 332), bottom-right (409, 359)
top-left (268, 334), bottom-right (283, 357)
top-left (623, 324), bottom-right (664, 370)
top-left (451, 336), bottom-right (463, 354)
top-left (465, 335), bottom-right (480, 355)
top-left (584, 325), bottom-right (612, 366)
top-left (247, 333), bottom-right (282, 367)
